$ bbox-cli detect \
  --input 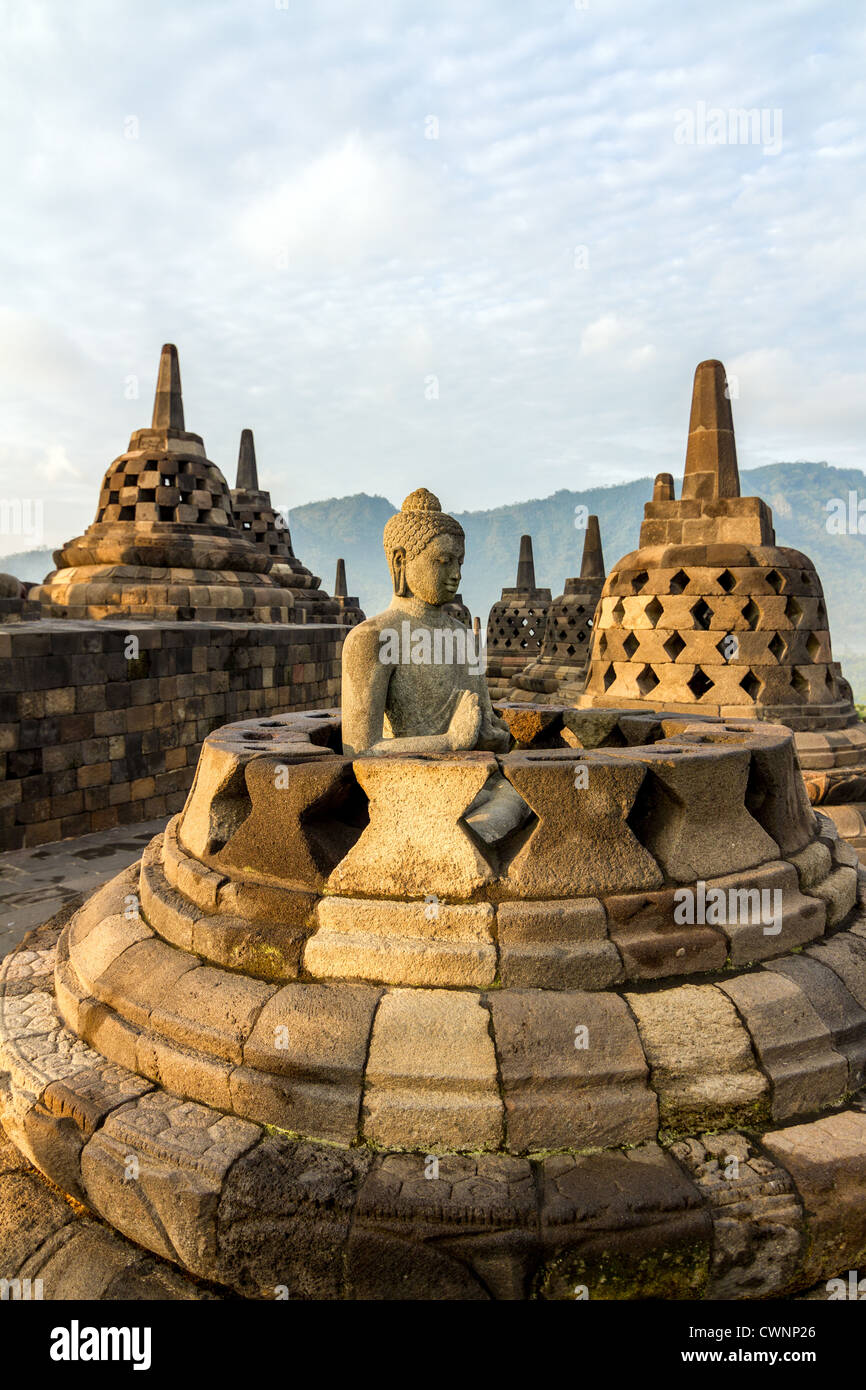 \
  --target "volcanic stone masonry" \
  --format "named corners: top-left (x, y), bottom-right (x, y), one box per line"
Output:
top-left (485, 534), bottom-right (552, 701)
top-left (0, 347), bottom-right (349, 850)
top-left (507, 514), bottom-right (606, 705)
top-left (578, 359), bottom-right (866, 859)
top-left (4, 483), bottom-right (866, 1300)
top-left (30, 347), bottom-right (293, 623)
